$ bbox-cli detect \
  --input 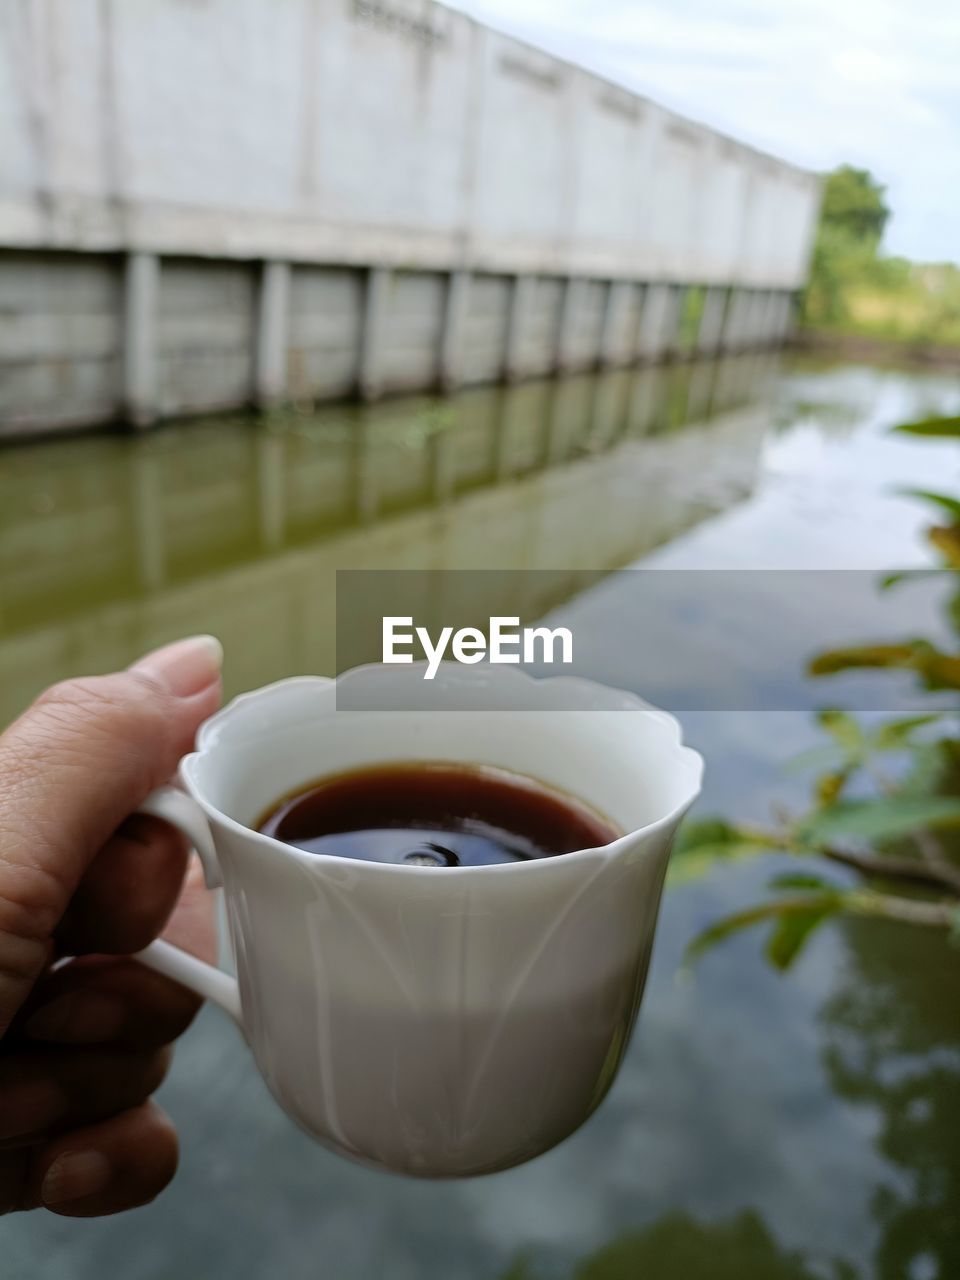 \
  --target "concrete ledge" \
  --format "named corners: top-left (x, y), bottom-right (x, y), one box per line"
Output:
top-left (0, 247), bottom-right (799, 437)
